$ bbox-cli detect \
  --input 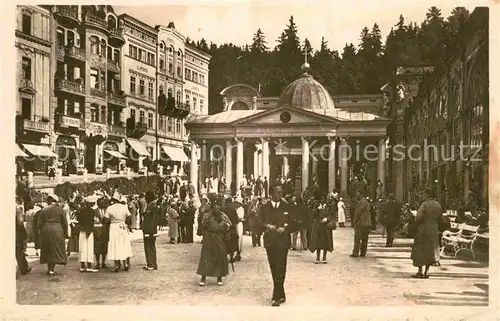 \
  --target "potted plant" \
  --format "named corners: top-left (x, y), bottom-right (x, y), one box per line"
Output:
top-left (40, 117), bottom-right (50, 123)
